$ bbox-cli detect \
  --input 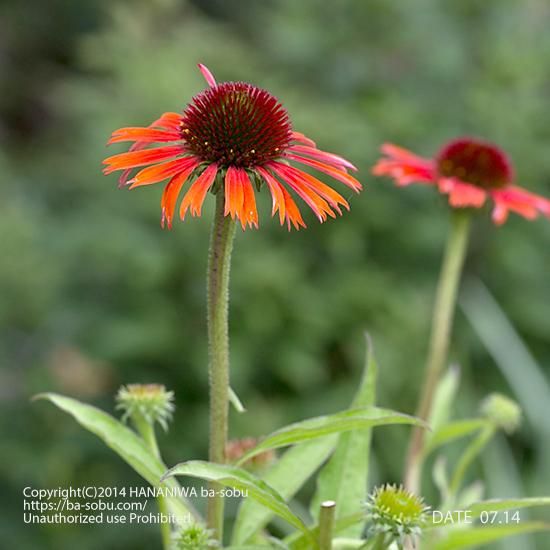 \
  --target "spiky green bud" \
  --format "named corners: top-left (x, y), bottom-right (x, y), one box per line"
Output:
top-left (172, 524), bottom-right (218, 549)
top-left (366, 484), bottom-right (429, 546)
top-left (116, 384), bottom-right (175, 431)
